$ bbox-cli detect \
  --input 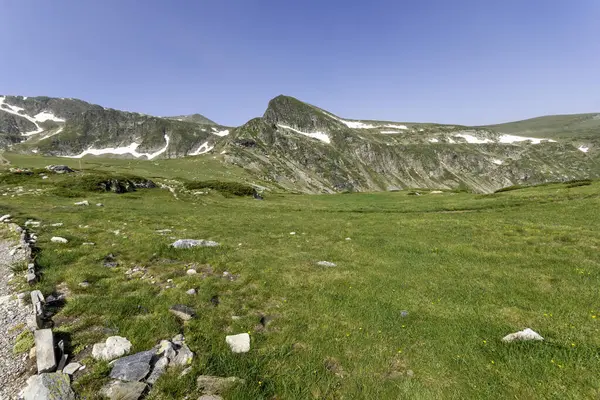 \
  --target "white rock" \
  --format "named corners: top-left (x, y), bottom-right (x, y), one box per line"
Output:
top-left (0, 214), bottom-right (11, 222)
top-left (171, 239), bottom-right (220, 248)
top-left (51, 237), bottom-right (68, 244)
top-left (186, 288), bottom-right (197, 295)
top-left (290, 232), bottom-right (296, 235)
top-left (345, 237), bottom-right (351, 241)
top-left (225, 333), bottom-right (250, 353)
top-left (502, 328), bottom-right (544, 343)
top-left (186, 269), bottom-right (197, 275)
top-left (50, 223), bottom-right (63, 227)
top-left (62, 362), bottom-right (83, 375)
top-left (96, 203), bottom-right (104, 207)
top-left (82, 242), bottom-right (95, 246)
top-left (74, 200), bottom-right (89, 206)
top-left (92, 336), bottom-right (132, 361)
top-left (317, 261), bottom-right (337, 267)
